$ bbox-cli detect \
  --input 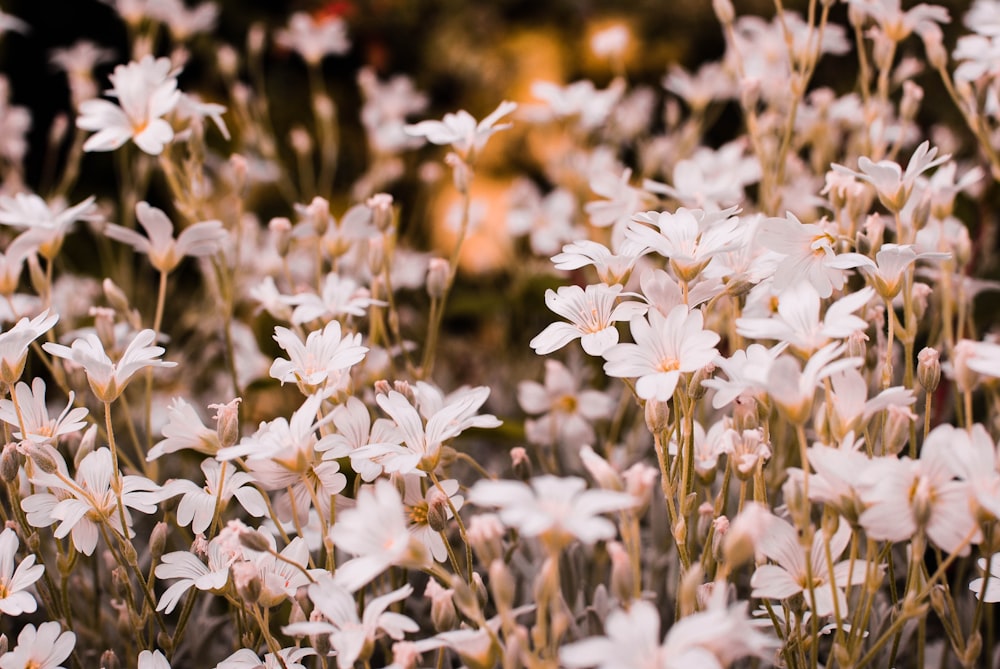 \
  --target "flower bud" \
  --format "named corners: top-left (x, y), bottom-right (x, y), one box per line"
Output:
top-left (678, 563), bottom-right (704, 618)
top-left (1, 443), bottom-right (20, 482)
top-left (426, 258), bottom-right (449, 299)
top-left (210, 397), bottom-right (242, 450)
top-left (622, 462), bottom-right (657, 515)
top-left (917, 347), bottom-right (941, 393)
top-left (289, 126), bottom-right (312, 156)
top-left (426, 489), bottom-right (451, 532)
top-left (268, 217), bottom-right (293, 257)
top-left (232, 561), bottom-right (261, 604)
top-left (425, 579), bottom-right (458, 631)
top-left (712, 0), bottom-right (735, 25)
top-left (149, 522), bottom-right (169, 561)
top-left (238, 528), bottom-right (272, 553)
top-left (687, 363), bottom-right (715, 400)
top-left (644, 399), bottom-right (671, 434)
top-left (367, 193), bottom-right (394, 232)
top-left (922, 25), bottom-right (948, 70)
top-left (951, 340), bottom-right (981, 394)
top-left (489, 559), bottom-right (517, 615)
top-left (883, 405), bottom-right (917, 456)
top-left (23, 443), bottom-right (60, 475)
top-left (450, 575), bottom-right (482, 622)
top-left (511, 446), bottom-right (532, 481)
top-left (607, 541), bottom-right (634, 605)
top-left (100, 649), bottom-right (120, 669)
top-left (467, 513), bottom-right (505, 565)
